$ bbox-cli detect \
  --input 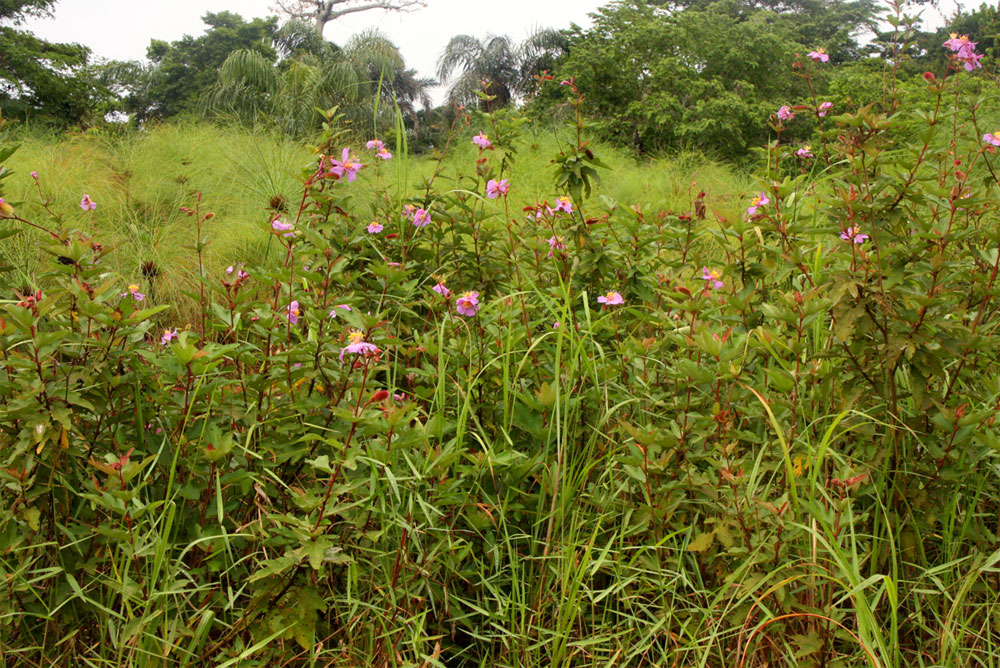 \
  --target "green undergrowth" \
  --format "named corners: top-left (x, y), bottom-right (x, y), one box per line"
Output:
top-left (2, 122), bottom-right (745, 313)
top-left (0, 24), bottom-right (999, 668)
